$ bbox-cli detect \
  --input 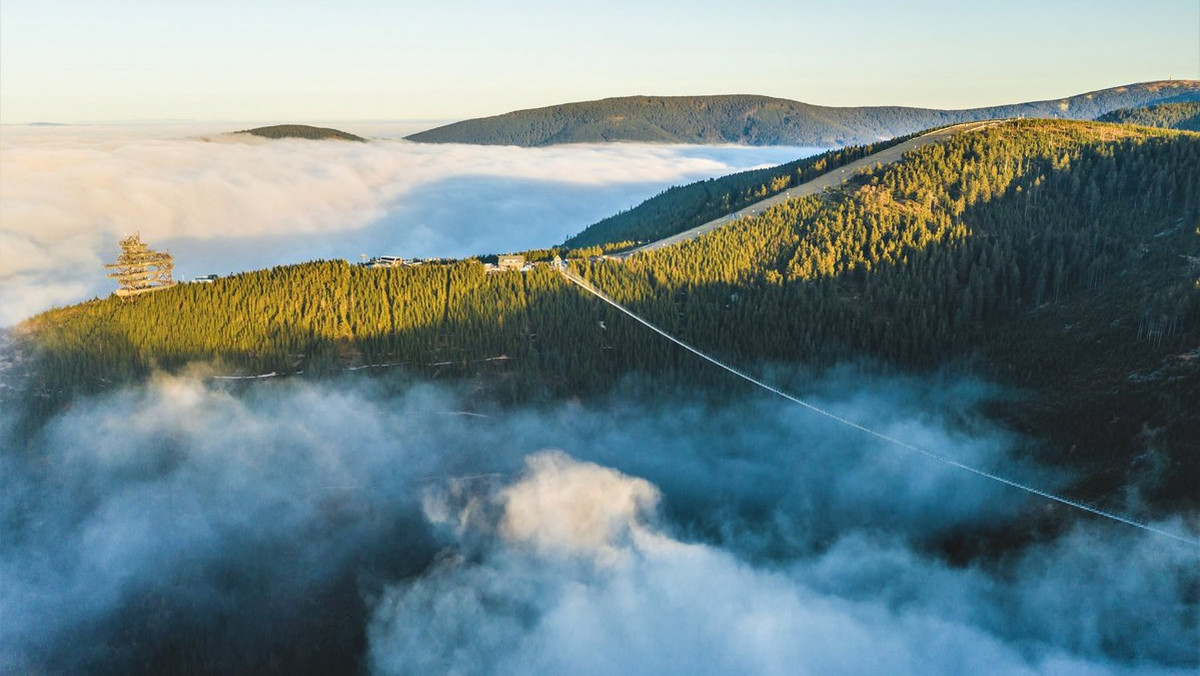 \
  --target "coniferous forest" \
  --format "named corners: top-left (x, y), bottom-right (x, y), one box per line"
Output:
top-left (1097, 102), bottom-right (1200, 131)
top-left (563, 136), bottom-right (912, 248)
top-left (14, 120), bottom-right (1200, 507)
